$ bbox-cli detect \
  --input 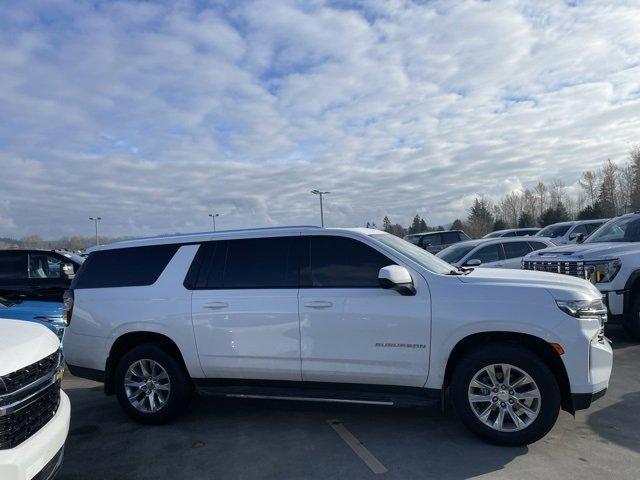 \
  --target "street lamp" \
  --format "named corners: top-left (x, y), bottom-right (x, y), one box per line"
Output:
top-left (89, 217), bottom-right (102, 246)
top-left (208, 213), bottom-right (220, 232)
top-left (311, 190), bottom-right (330, 227)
